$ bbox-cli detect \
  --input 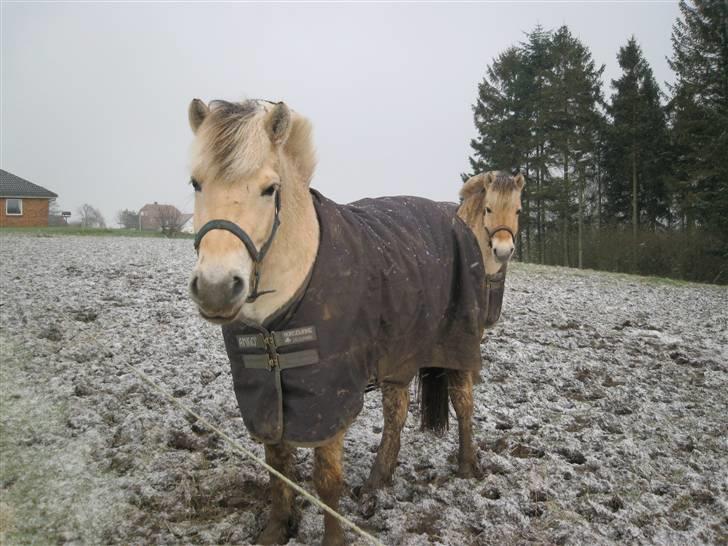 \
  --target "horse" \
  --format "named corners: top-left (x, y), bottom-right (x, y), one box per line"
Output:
top-left (458, 170), bottom-right (525, 326)
top-left (185, 98), bottom-right (523, 545)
